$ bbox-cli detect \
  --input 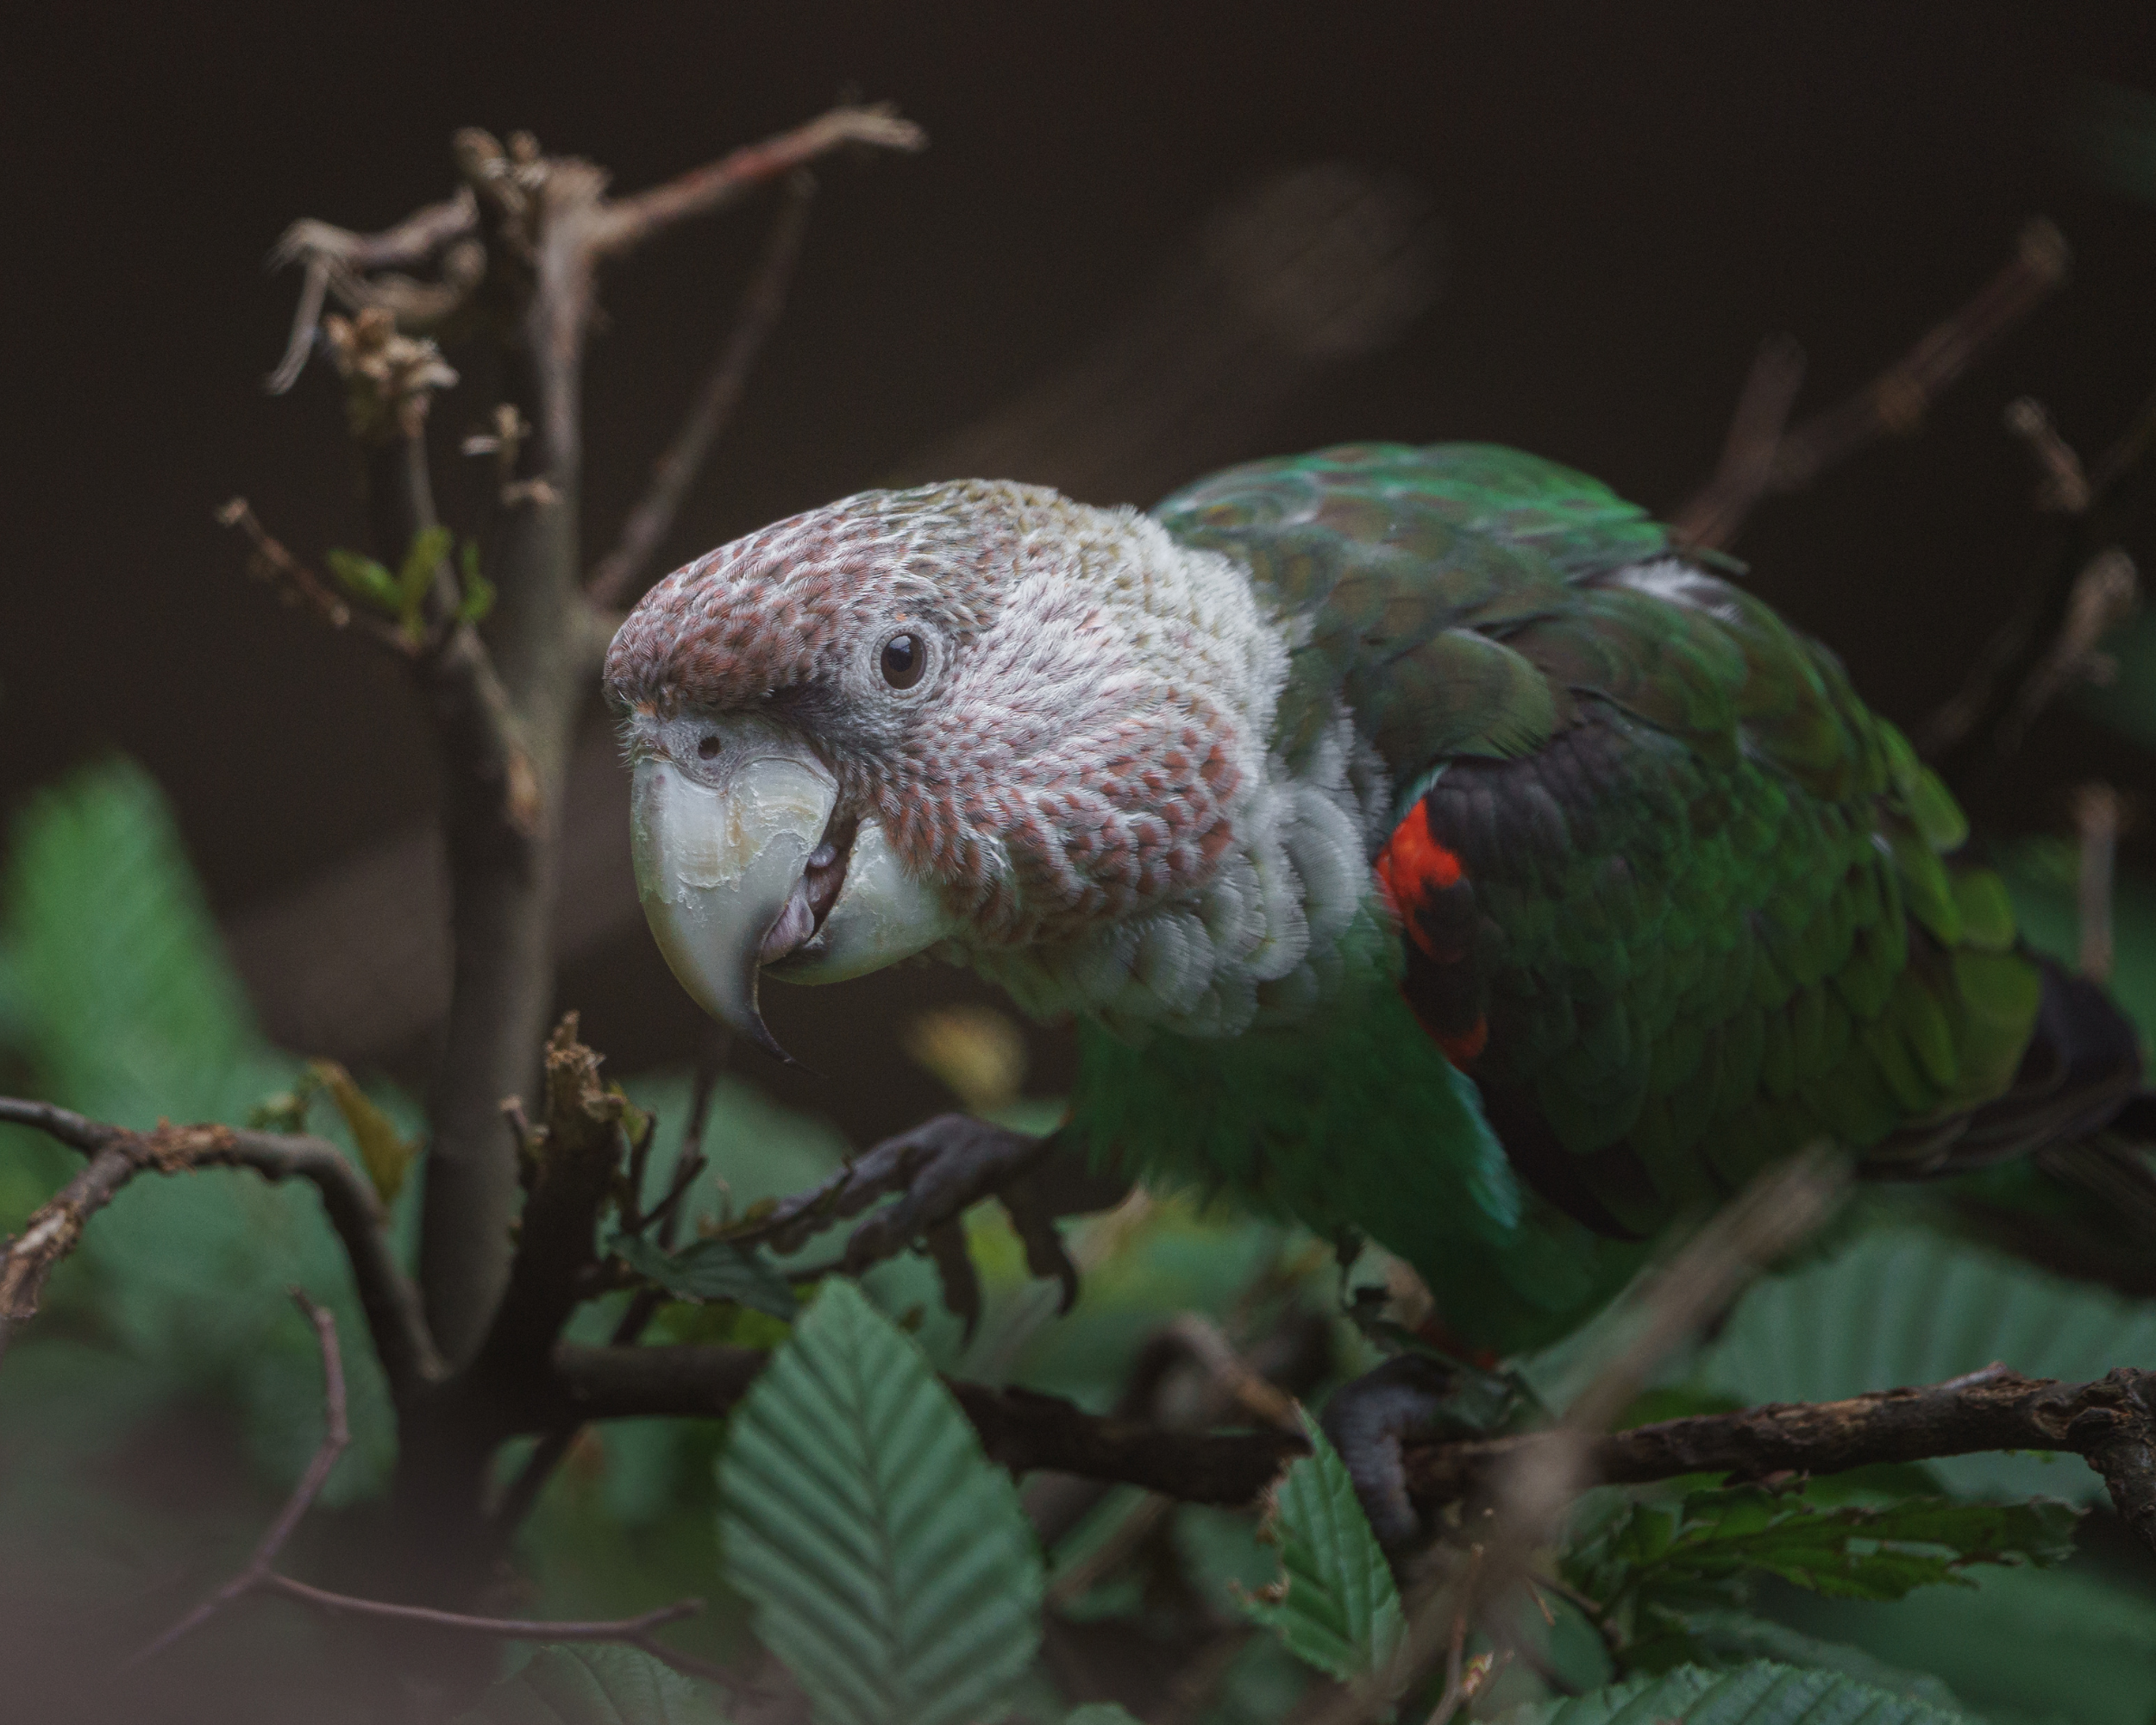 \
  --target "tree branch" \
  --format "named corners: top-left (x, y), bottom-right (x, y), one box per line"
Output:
top-left (1407, 1364), bottom-right (2156, 1559)
top-left (586, 172), bottom-right (818, 606)
top-left (1672, 219), bottom-right (2070, 551)
top-left (586, 104), bottom-right (922, 257)
top-left (125, 1295), bottom-right (728, 1687)
top-left (0, 1098), bottom-right (443, 1395)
